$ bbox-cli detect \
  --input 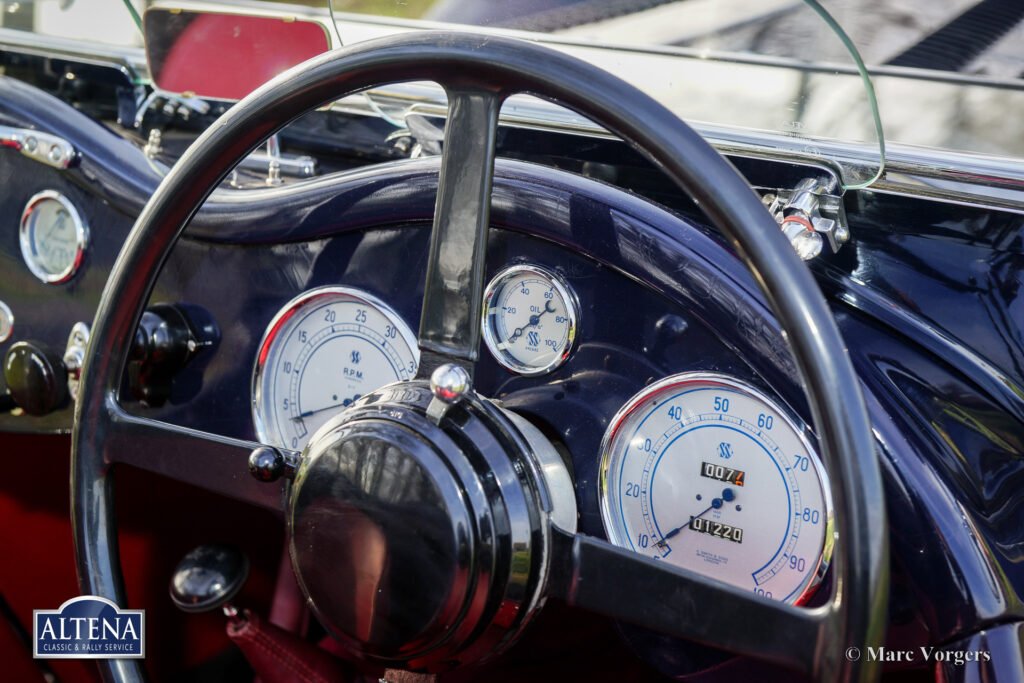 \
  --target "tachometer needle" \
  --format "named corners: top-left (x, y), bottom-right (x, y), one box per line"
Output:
top-left (655, 488), bottom-right (735, 548)
top-left (291, 395), bottom-right (360, 420)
